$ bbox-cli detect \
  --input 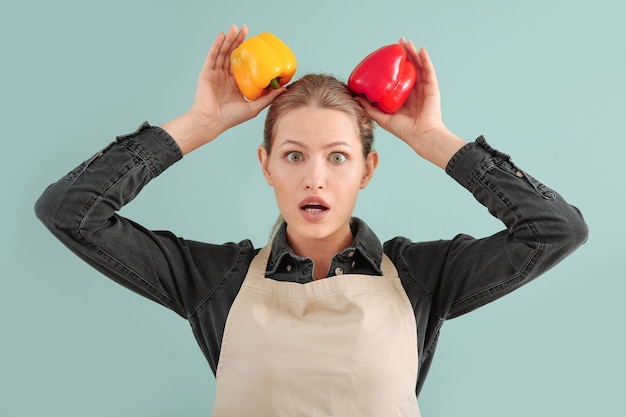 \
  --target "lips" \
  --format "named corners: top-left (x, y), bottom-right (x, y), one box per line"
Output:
top-left (298, 196), bottom-right (330, 221)
top-left (299, 197), bottom-right (329, 211)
